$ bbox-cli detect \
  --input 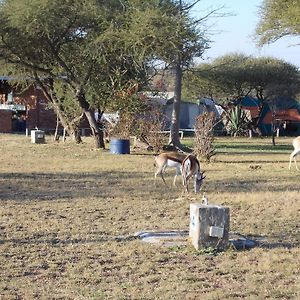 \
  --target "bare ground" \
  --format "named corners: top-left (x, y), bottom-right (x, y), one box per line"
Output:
top-left (0, 134), bottom-right (299, 299)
